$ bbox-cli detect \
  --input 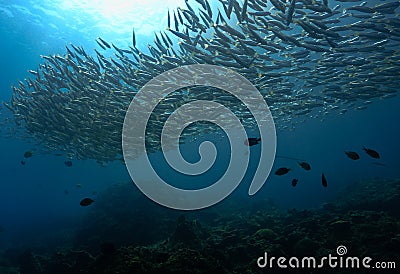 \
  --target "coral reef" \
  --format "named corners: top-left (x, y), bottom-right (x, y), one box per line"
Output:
top-left (2, 178), bottom-right (399, 273)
